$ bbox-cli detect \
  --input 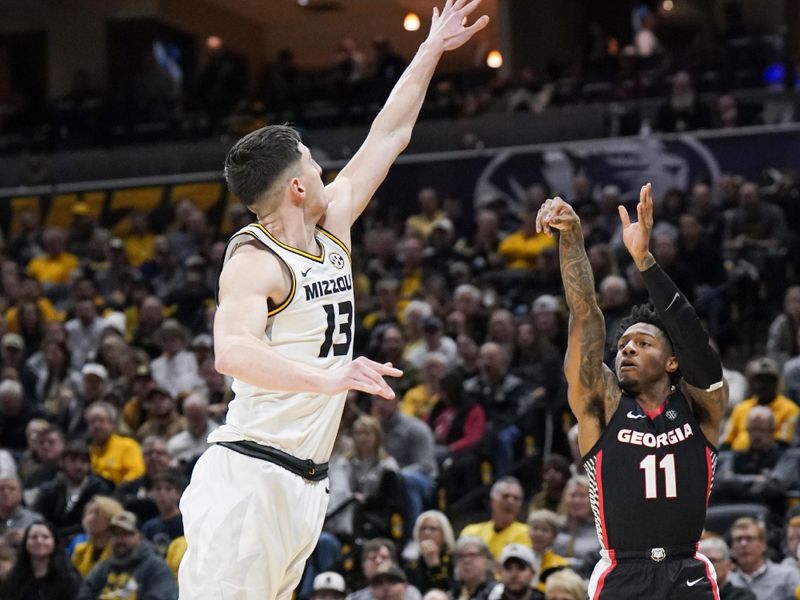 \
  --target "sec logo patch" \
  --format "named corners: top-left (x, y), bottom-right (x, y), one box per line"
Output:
top-left (329, 252), bottom-right (345, 270)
